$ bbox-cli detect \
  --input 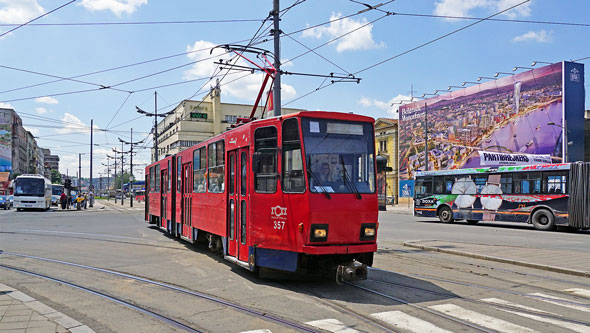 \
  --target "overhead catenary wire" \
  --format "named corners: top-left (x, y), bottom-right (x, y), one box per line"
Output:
top-left (0, 0), bottom-right (76, 38)
top-left (284, 0), bottom-right (531, 106)
top-left (0, 18), bottom-right (265, 27)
